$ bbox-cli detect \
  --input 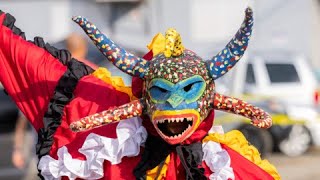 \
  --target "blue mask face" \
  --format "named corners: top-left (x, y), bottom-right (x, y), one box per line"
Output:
top-left (148, 75), bottom-right (206, 109)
